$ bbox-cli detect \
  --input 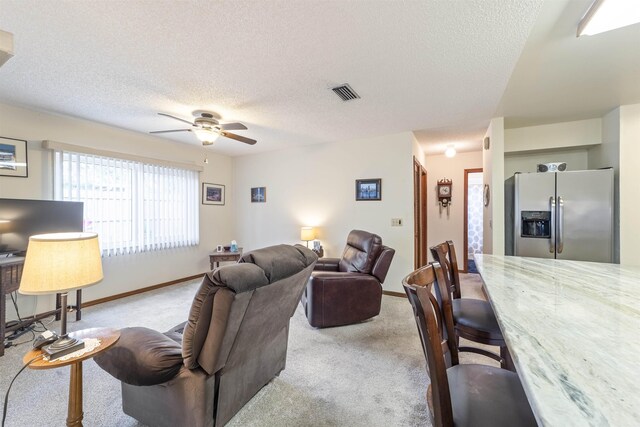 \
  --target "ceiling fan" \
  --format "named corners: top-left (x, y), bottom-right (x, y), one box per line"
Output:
top-left (150, 111), bottom-right (256, 146)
